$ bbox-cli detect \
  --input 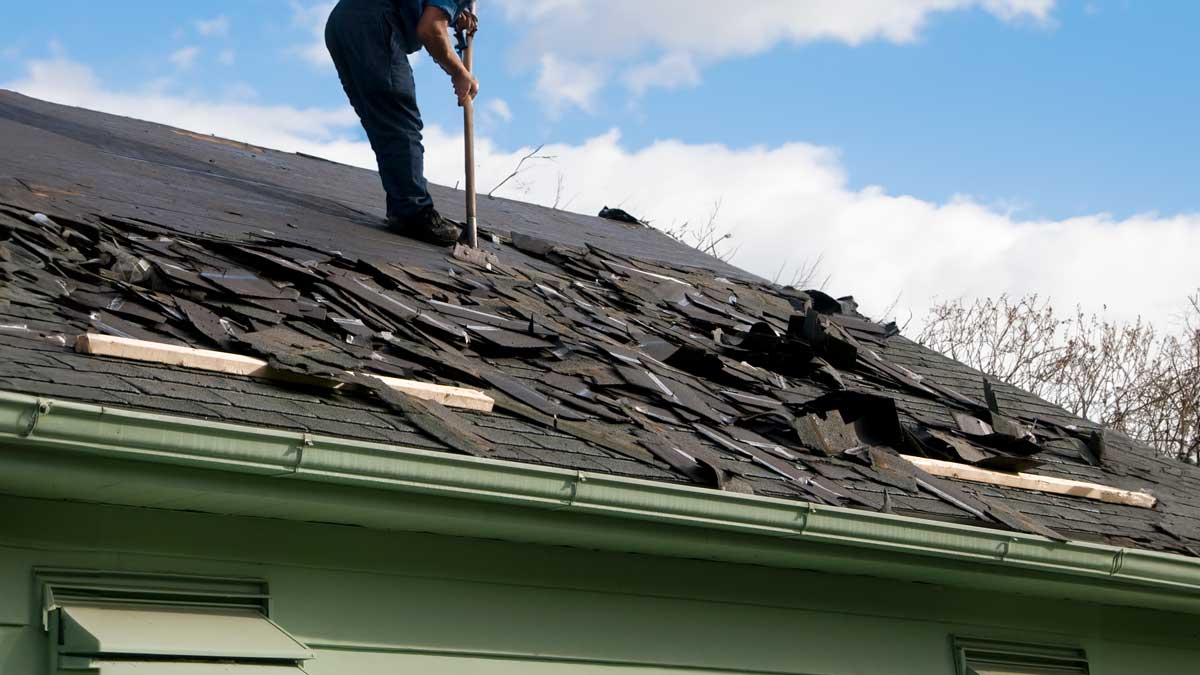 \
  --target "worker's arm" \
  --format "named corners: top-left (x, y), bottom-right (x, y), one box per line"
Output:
top-left (416, 6), bottom-right (479, 106)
